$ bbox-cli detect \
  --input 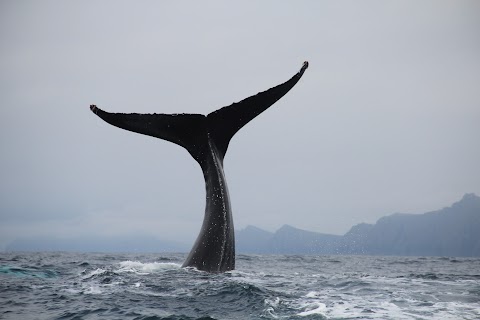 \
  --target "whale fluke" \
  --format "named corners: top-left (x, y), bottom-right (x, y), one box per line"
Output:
top-left (207, 60), bottom-right (309, 158)
top-left (90, 61), bottom-right (309, 272)
top-left (90, 106), bottom-right (208, 163)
